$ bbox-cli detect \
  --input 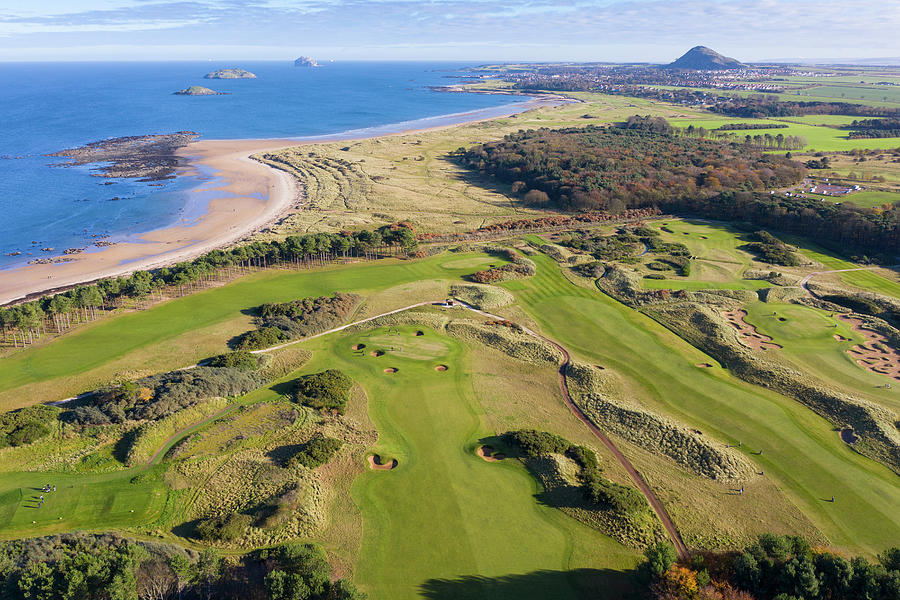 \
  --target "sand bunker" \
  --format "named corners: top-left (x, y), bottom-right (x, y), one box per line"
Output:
top-left (477, 445), bottom-right (505, 462)
top-left (434, 364), bottom-right (448, 372)
top-left (383, 367), bottom-right (398, 374)
top-left (839, 315), bottom-right (900, 381)
top-left (370, 350), bottom-right (385, 357)
top-left (840, 428), bottom-right (859, 444)
top-left (834, 334), bottom-right (850, 342)
top-left (352, 343), bottom-right (366, 351)
top-left (696, 363), bottom-right (713, 368)
top-left (723, 310), bottom-right (782, 351)
top-left (415, 331), bottom-right (424, 336)
top-left (368, 454), bottom-right (398, 470)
